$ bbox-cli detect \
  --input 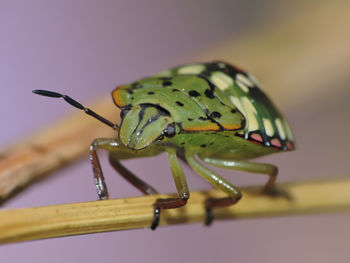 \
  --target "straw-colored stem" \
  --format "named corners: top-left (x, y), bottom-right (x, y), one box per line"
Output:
top-left (0, 178), bottom-right (349, 244)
